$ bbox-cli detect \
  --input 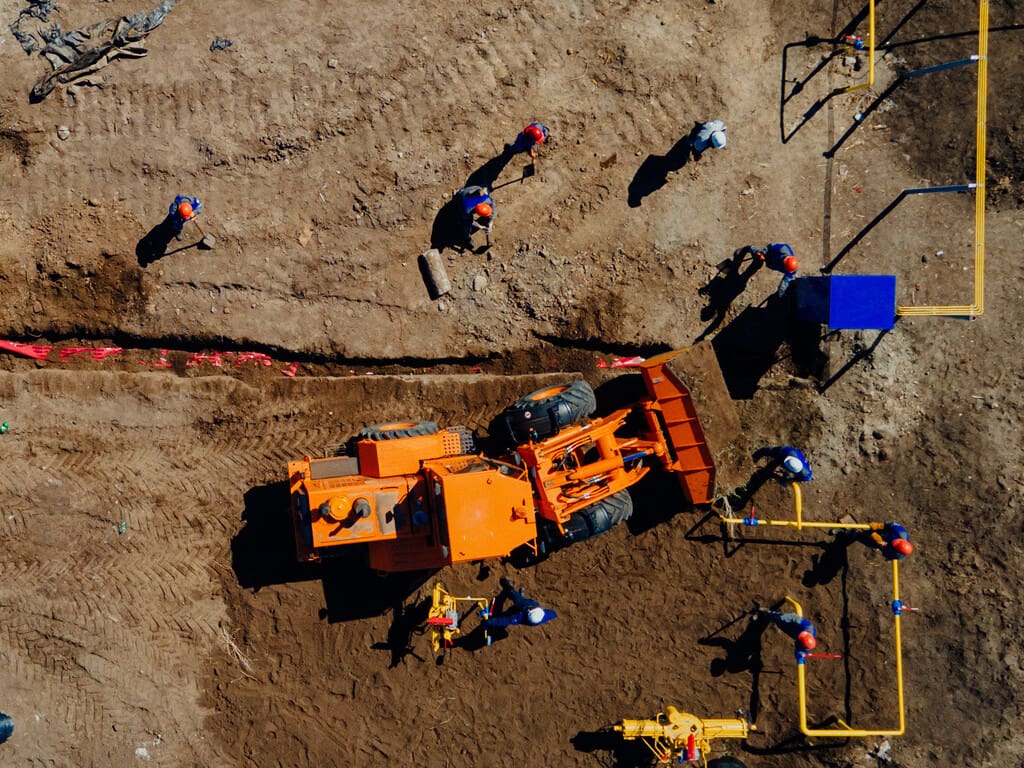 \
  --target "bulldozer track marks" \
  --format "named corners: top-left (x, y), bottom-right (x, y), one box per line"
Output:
top-left (0, 368), bottom-right (571, 763)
